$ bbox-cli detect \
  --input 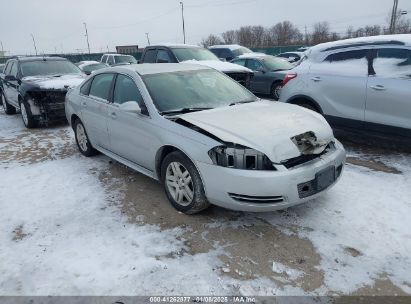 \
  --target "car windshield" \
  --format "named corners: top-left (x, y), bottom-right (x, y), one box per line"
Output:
top-left (172, 48), bottom-right (219, 62)
top-left (233, 47), bottom-right (253, 57)
top-left (115, 55), bottom-right (137, 64)
top-left (20, 60), bottom-right (82, 77)
top-left (83, 63), bottom-right (107, 72)
top-left (262, 57), bottom-right (294, 71)
top-left (143, 69), bottom-right (257, 113)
